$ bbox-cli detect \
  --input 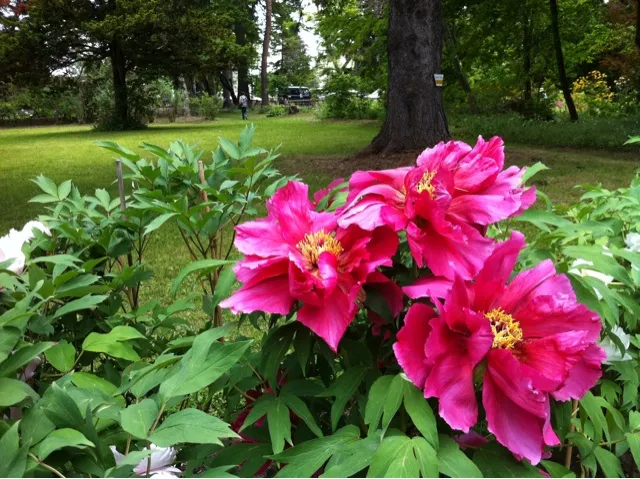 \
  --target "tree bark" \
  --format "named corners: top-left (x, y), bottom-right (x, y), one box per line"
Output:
top-left (549, 0), bottom-right (578, 121)
top-left (361, 0), bottom-right (450, 156)
top-left (523, 4), bottom-right (533, 107)
top-left (180, 75), bottom-right (190, 116)
top-left (444, 22), bottom-right (479, 114)
top-left (235, 21), bottom-right (250, 98)
top-left (636, 0), bottom-right (640, 49)
top-left (110, 39), bottom-right (128, 126)
top-left (261, 0), bottom-right (272, 106)
top-left (219, 71), bottom-right (237, 107)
